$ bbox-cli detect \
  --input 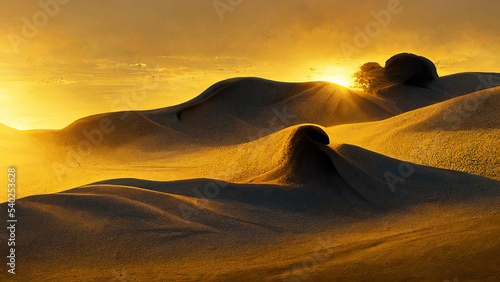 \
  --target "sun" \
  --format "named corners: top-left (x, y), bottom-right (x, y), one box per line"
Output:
top-left (310, 68), bottom-right (354, 88)
top-left (324, 75), bottom-right (352, 87)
